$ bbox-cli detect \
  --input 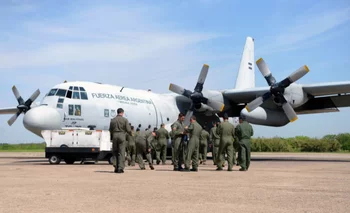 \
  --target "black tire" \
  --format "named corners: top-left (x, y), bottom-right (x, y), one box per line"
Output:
top-left (64, 158), bottom-right (75, 164)
top-left (49, 155), bottom-right (61, 164)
